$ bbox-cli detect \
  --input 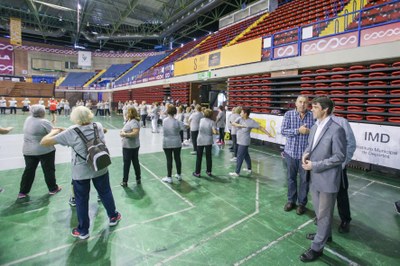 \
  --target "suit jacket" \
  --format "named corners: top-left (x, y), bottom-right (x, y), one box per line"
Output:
top-left (303, 118), bottom-right (347, 193)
